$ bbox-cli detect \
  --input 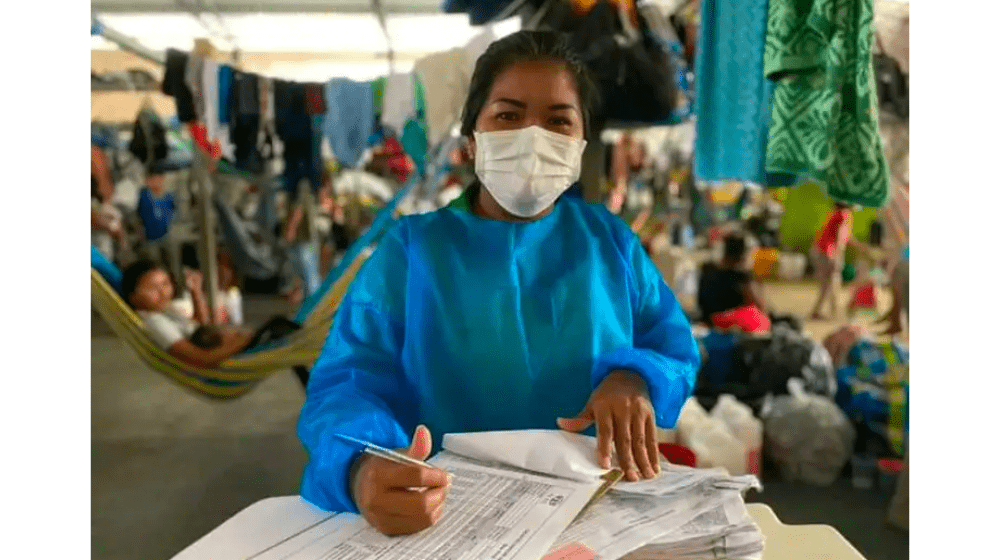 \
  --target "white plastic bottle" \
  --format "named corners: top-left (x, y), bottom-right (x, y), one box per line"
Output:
top-left (226, 287), bottom-right (244, 326)
top-left (687, 417), bottom-right (748, 475)
top-left (712, 395), bottom-right (764, 476)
